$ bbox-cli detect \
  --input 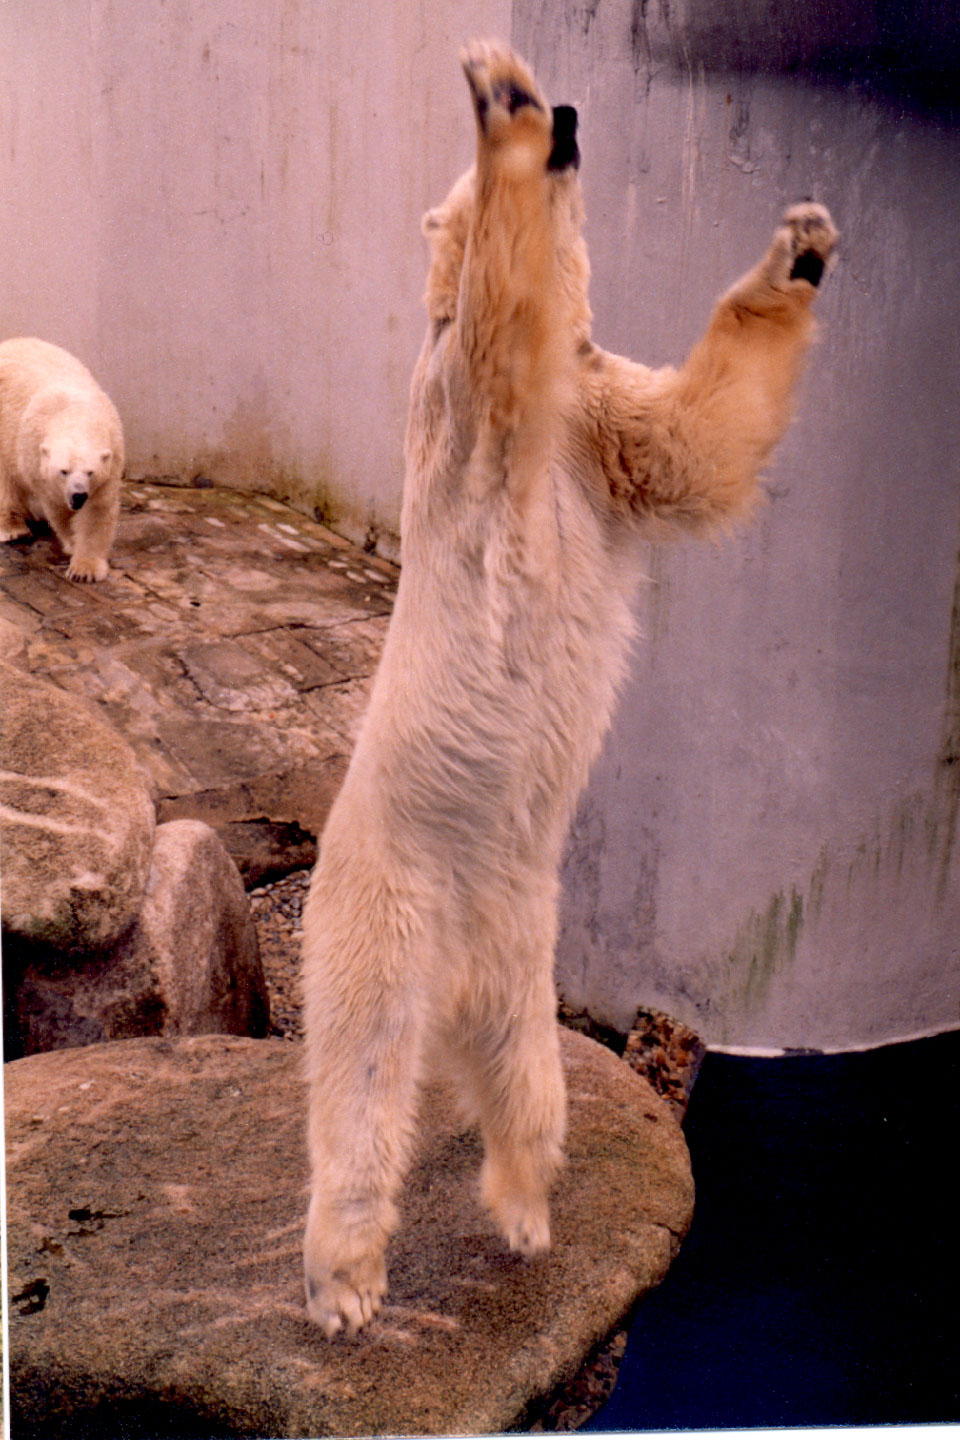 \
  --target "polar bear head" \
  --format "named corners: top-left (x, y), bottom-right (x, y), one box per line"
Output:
top-left (39, 411), bottom-right (115, 514)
